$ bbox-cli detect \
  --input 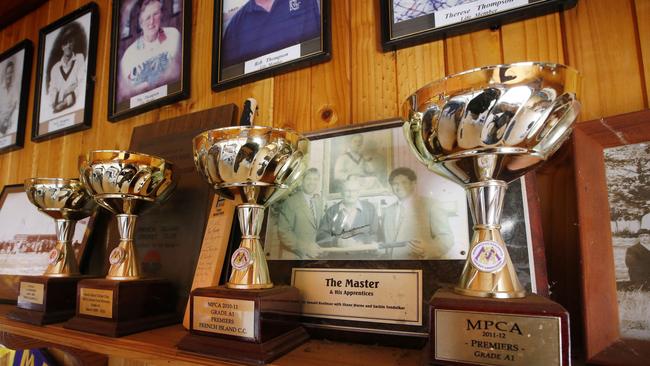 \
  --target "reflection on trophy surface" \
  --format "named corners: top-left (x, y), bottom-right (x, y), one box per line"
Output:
top-left (403, 62), bottom-right (581, 298)
top-left (24, 178), bottom-right (96, 276)
top-left (79, 150), bottom-right (176, 280)
top-left (193, 99), bottom-right (309, 289)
